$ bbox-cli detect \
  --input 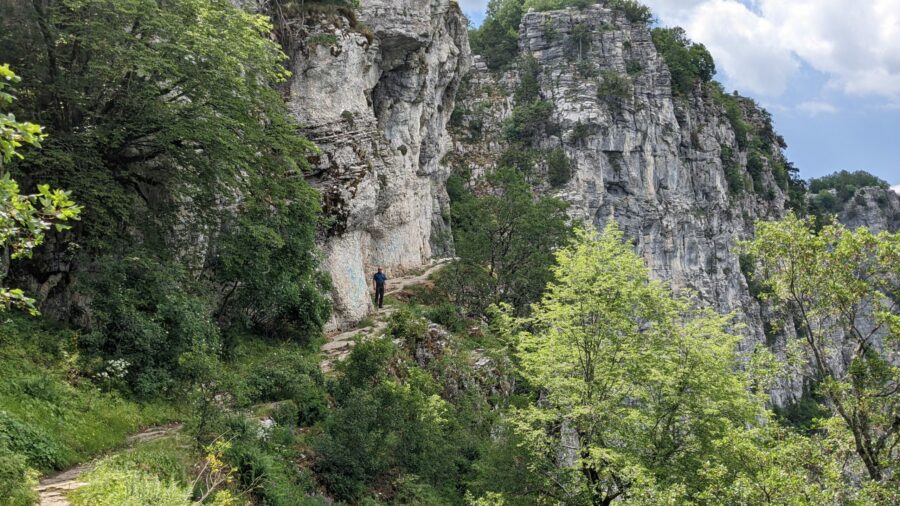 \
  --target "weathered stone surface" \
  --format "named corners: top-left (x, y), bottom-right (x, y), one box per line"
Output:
top-left (285, 1), bottom-right (470, 329)
top-left (453, 5), bottom-right (786, 350)
top-left (839, 187), bottom-right (900, 233)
